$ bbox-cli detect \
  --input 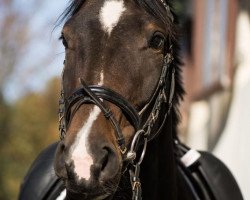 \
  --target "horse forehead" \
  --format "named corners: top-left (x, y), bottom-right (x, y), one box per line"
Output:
top-left (99, 0), bottom-right (126, 35)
